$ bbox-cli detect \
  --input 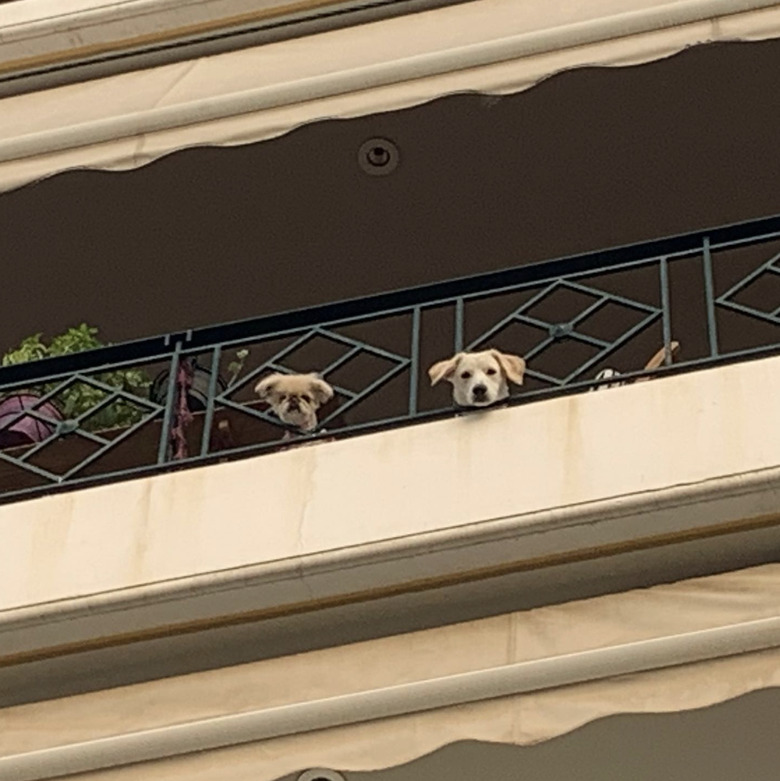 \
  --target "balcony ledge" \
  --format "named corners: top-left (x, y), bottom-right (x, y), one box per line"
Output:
top-left (1, 353), bottom-right (779, 667)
